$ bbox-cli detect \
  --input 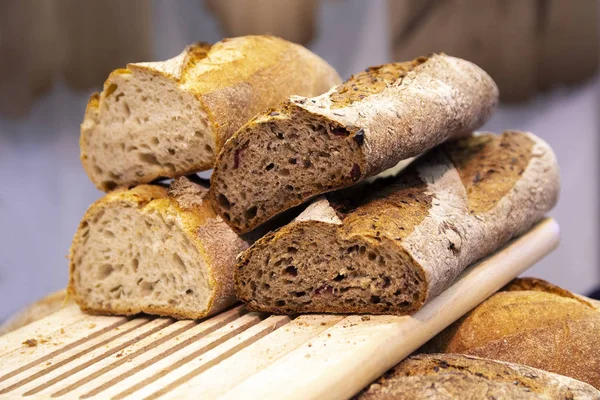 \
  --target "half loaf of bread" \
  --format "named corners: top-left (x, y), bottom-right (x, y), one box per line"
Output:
top-left (211, 53), bottom-right (499, 233)
top-left (425, 277), bottom-right (600, 389)
top-left (81, 35), bottom-right (341, 191)
top-left (355, 354), bottom-right (600, 400)
top-left (235, 131), bottom-right (560, 315)
top-left (69, 177), bottom-right (248, 319)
